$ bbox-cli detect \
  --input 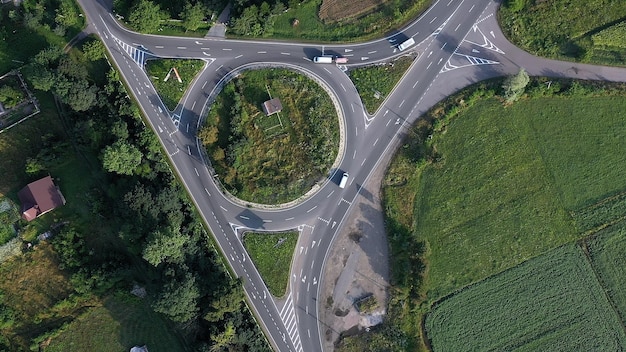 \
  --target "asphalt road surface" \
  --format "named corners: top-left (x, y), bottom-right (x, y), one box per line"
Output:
top-left (75, 0), bottom-right (626, 351)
